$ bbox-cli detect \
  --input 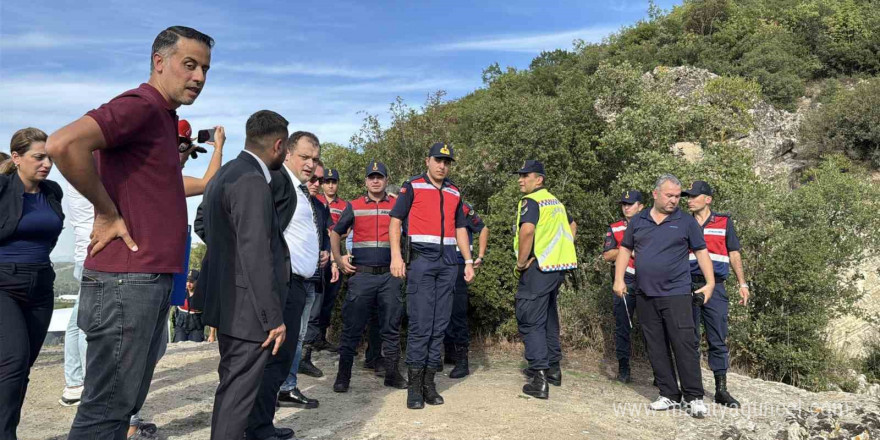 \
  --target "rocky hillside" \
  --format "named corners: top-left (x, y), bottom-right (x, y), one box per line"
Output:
top-left (598, 65), bottom-right (880, 361)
